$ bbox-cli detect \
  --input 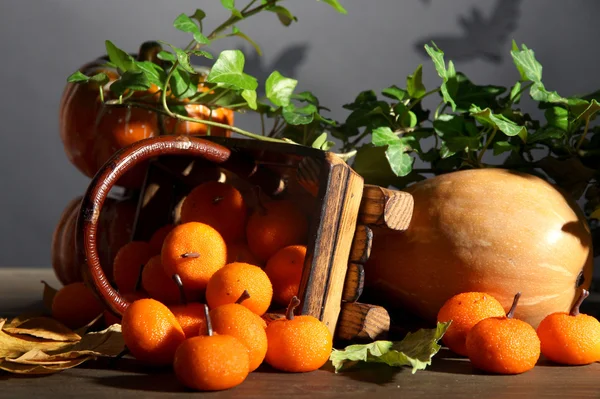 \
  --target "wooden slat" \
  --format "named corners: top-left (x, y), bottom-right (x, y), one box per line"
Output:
top-left (358, 184), bottom-right (414, 231)
top-left (341, 263), bottom-right (364, 303)
top-left (336, 302), bottom-right (391, 342)
top-left (296, 157), bottom-right (322, 197)
top-left (297, 153), bottom-right (364, 336)
top-left (348, 225), bottom-right (373, 264)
